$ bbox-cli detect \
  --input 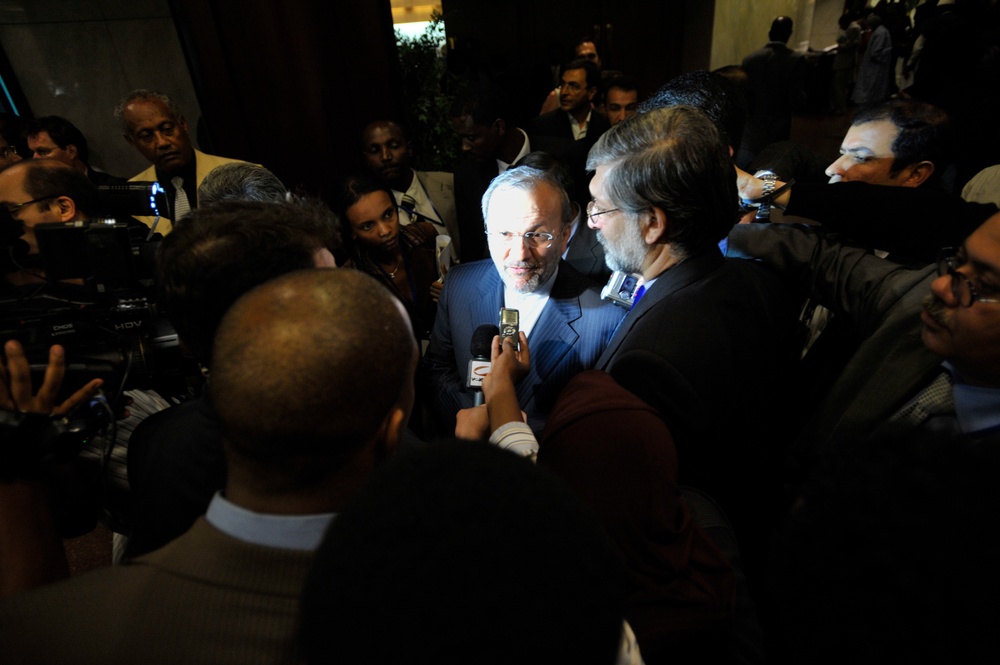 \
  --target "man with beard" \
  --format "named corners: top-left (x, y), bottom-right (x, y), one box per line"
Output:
top-left (423, 165), bottom-right (623, 436)
top-left (585, 106), bottom-right (799, 576)
top-left (727, 211), bottom-right (1000, 459)
top-left (359, 120), bottom-right (458, 247)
